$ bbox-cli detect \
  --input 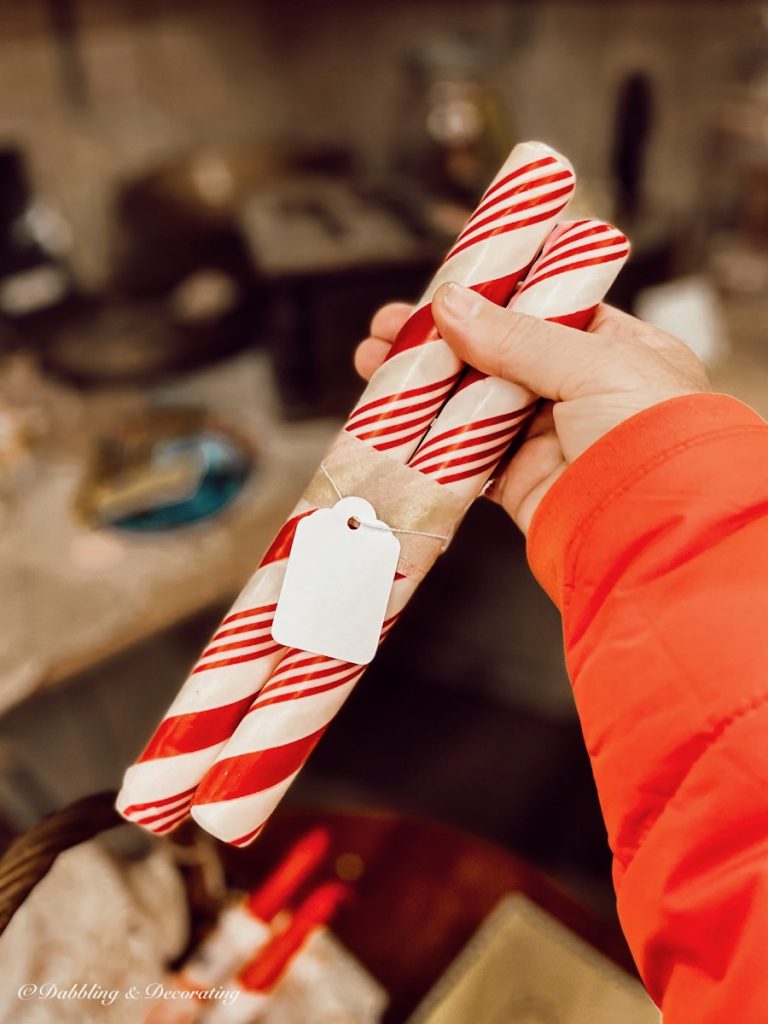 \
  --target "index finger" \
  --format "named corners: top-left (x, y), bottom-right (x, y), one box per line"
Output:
top-left (369, 302), bottom-right (413, 343)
